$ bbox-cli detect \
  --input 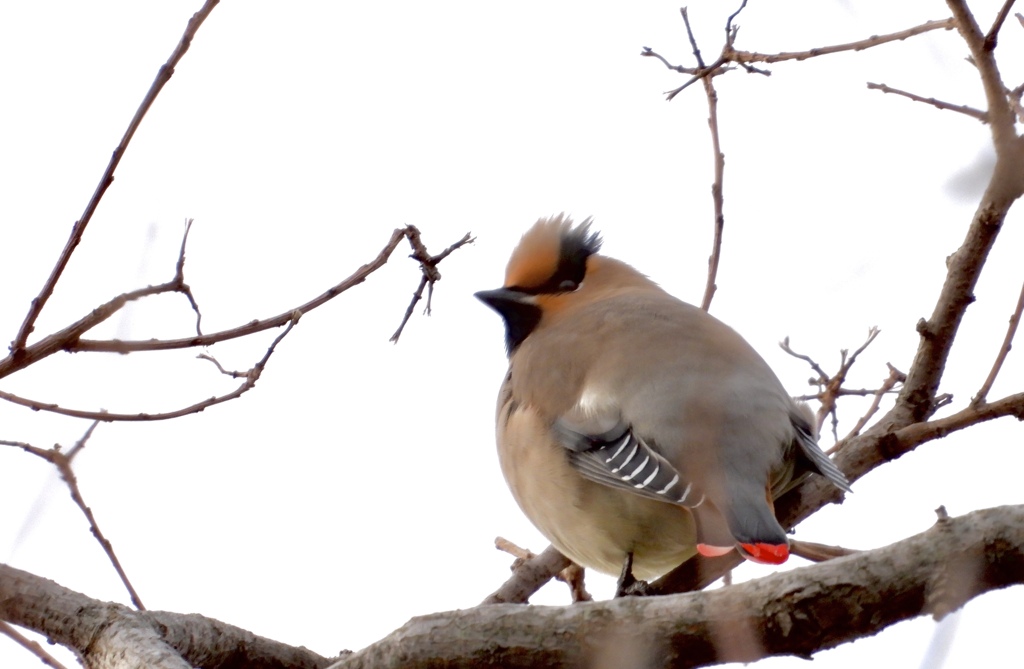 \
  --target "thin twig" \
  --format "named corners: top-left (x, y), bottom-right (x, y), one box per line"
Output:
top-left (836, 364), bottom-right (906, 446)
top-left (867, 82), bottom-right (988, 122)
top-left (2, 281), bottom-right (182, 379)
top-left (9, 0), bottom-right (221, 358)
top-left (725, 0), bottom-right (750, 38)
top-left (0, 227), bottom-right (472, 420)
top-left (680, 7), bottom-right (706, 68)
top-left (699, 73), bottom-right (725, 312)
top-left (2, 227), bottom-right (469, 373)
top-left (390, 276), bottom-right (430, 343)
top-left (640, 47), bottom-right (698, 74)
top-left (789, 539), bottom-right (860, 562)
top-left (972, 278), bottom-right (1024, 406)
top-left (0, 317), bottom-right (300, 422)
top-left (984, 0), bottom-right (1018, 50)
top-left (483, 541), bottom-right (579, 604)
top-left (176, 219), bottom-right (204, 336)
top-left (726, 18), bottom-right (956, 65)
top-left (779, 336), bottom-right (830, 382)
top-left (0, 620), bottom-right (70, 669)
top-left (795, 386), bottom-right (900, 401)
top-left (493, 538), bottom-right (591, 603)
top-left (781, 329), bottom-right (881, 436)
top-left (0, 222), bottom-right (201, 379)
top-left (390, 232), bottom-right (475, 342)
top-left (12, 423), bottom-right (145, 609)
